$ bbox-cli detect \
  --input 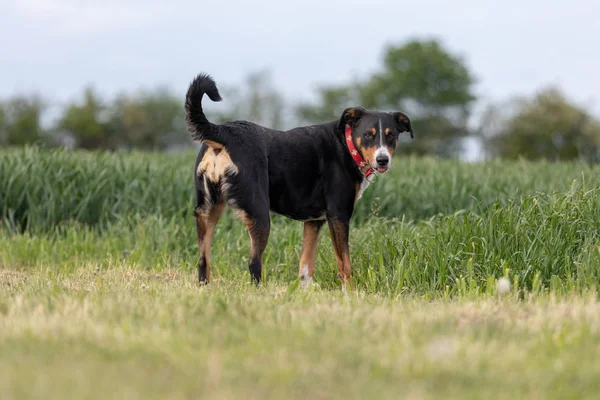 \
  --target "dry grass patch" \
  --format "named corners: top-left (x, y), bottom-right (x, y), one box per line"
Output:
top-left (1, 266), bottom-right (600, 399)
